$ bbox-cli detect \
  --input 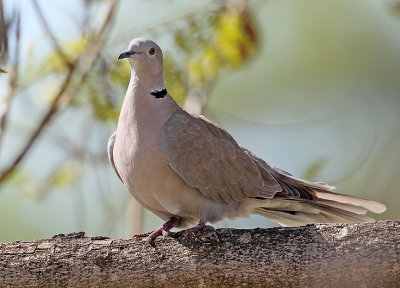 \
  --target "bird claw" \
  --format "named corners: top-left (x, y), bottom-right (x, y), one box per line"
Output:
top-left (132, 232), bottom-right (152, 238)
top-left (182, 219), bottom-right (214, 234)
top-left (132, 217), bottom-right (179, 244)
top-left (132, 218), bottom-right (213, 242)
